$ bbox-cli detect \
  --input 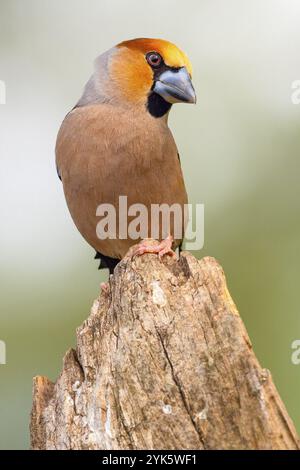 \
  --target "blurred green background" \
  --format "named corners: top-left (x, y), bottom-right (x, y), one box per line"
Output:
top-left (1, 0), bottom-right (300, 449)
